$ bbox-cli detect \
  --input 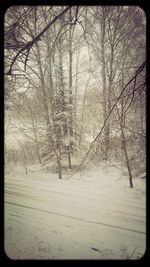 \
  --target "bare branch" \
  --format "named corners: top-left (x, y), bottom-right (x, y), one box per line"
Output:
top-left (80, 61), bottom-right (146, 167)
top-left (5, 6), bottom-right (72, 75)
